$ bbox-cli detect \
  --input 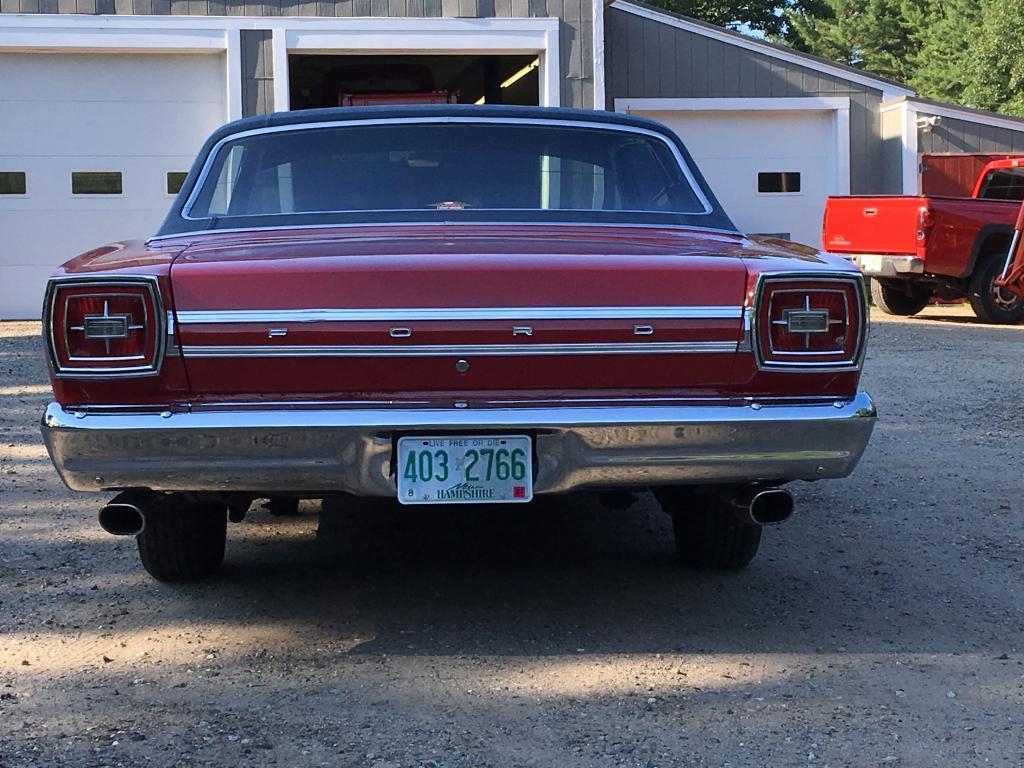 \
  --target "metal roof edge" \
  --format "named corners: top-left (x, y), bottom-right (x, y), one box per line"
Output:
top-left (903, 96), bottom-right (1024, 134)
